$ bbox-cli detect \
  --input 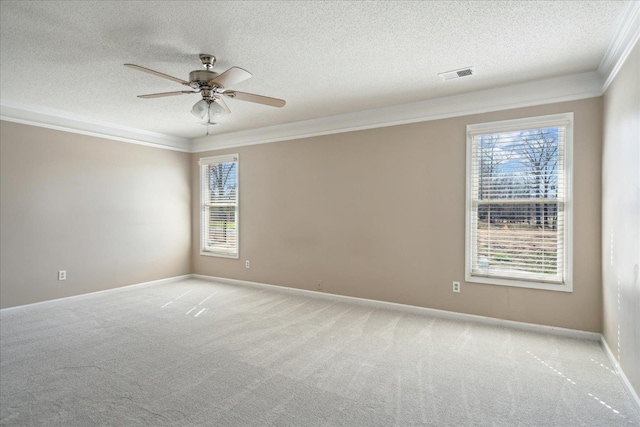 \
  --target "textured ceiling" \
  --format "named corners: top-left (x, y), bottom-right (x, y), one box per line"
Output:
top-left (0, 1), bottom-right (629, 139)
